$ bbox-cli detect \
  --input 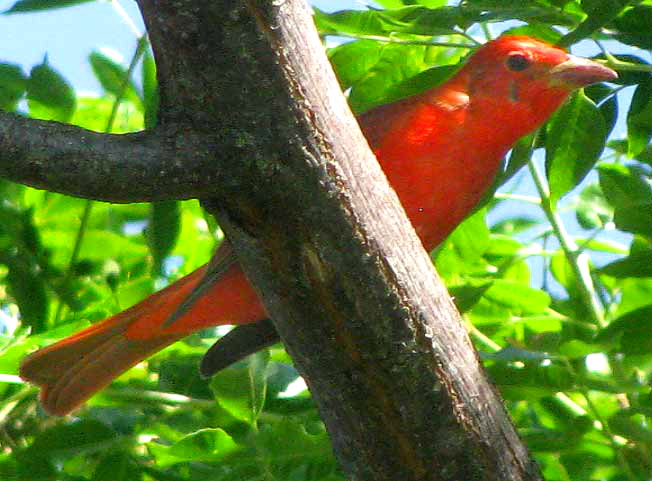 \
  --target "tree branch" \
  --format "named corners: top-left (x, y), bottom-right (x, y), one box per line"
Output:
top-left (186, 1), bottom-right (540, 480)
top-left (0, 112), bottom-right (225, 202)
